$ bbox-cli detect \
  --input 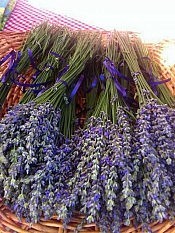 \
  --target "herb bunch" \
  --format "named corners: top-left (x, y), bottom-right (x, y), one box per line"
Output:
top-left (0, 26), bottom-right (175, 233)
top-left (20, 27), bottom-right (76, 103)
top-left (0, 101), bottom-right (81, 222)
top-left (115, 32), bottom-right (175, 228)
top-left (0, 23), bottom-right (53, 108)
top-left (56, 34), bottom-right (135, 232)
